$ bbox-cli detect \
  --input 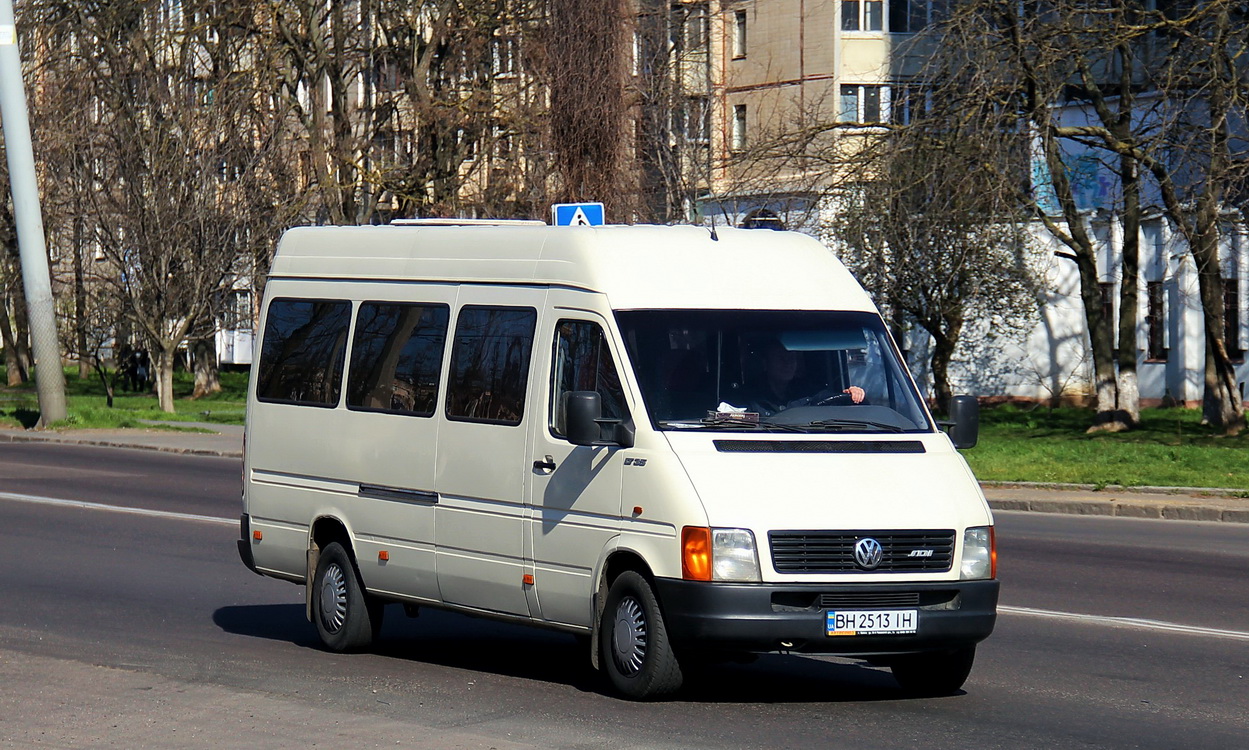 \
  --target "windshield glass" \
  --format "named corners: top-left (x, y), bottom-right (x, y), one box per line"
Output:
top-left (615, 310), bottom-right (932, 433)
